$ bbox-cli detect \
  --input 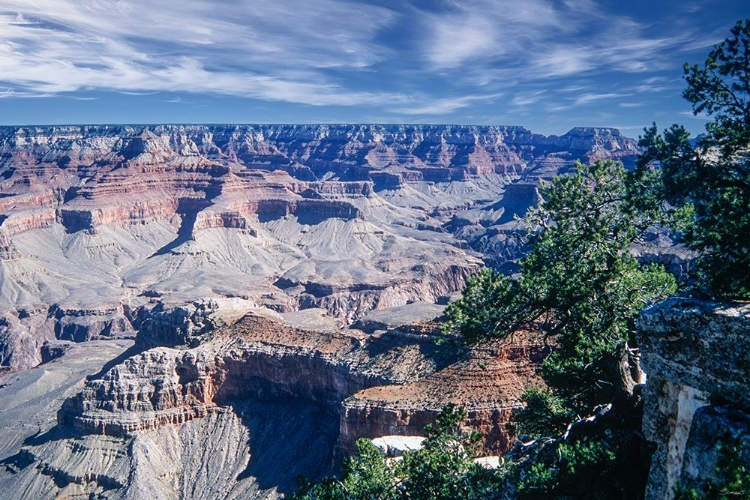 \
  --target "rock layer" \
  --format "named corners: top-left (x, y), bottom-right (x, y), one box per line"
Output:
top-left (61, 319), bottom-right (544, 454)
top-left (339, 329), bottom-right (546, 455)
top-left (0, 123), bottom-right (643, 497)
top-left (0, 313), bottom-right (544, 498)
